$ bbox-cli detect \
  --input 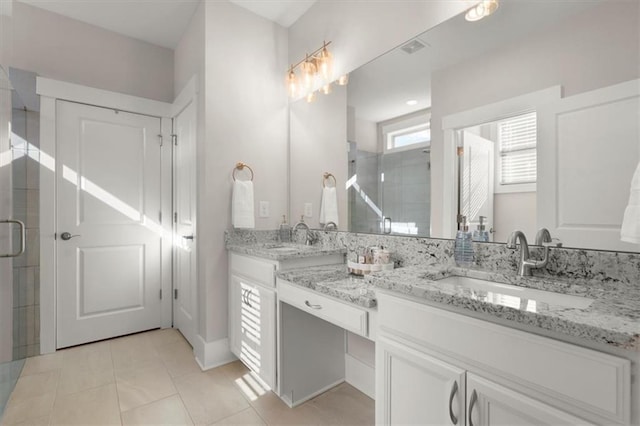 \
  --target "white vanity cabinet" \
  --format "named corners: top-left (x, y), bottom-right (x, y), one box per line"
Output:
top-left (228, 254), bottom-right (277, 390)
top-left (376, 292), bottom-right (631, 426)
top-left (376, 335), bottom-right (465, 425)
top-left (228, 250), bottom-right (345, 392)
